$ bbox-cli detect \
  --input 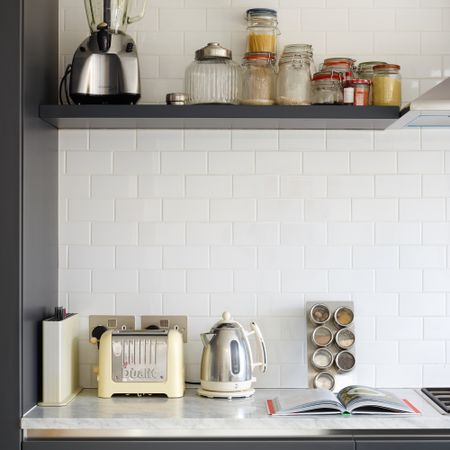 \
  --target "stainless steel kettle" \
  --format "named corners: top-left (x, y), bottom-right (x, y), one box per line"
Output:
top-left (199, 312), bottom-right (267, 395)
